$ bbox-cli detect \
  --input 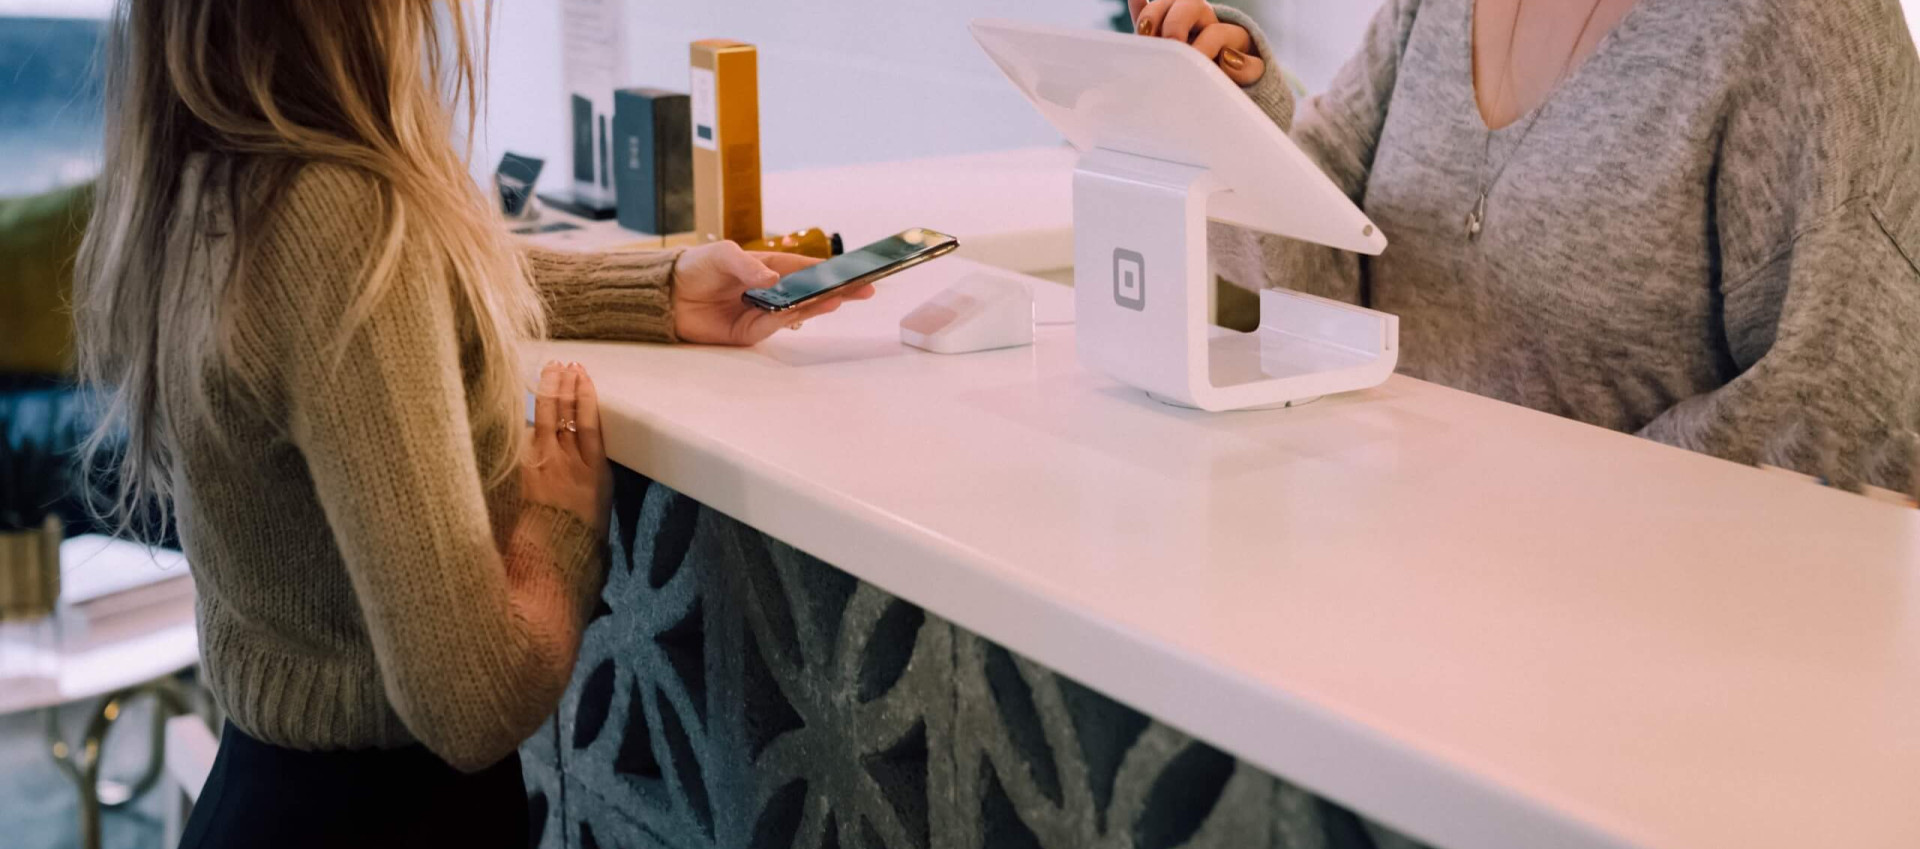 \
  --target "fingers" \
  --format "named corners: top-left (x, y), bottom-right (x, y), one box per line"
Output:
top-left (1158, 0), bottom-right (1217, 44)
top-left (784, 293), bottom-right (849, 325)
top-left (741, 296), bottom-right (847, 345)
top-left (718, 241), bottom-right (780, 289)
top-left (1137, 1), bottom-right (1257, 84)
top-left (1144, 0), bottom-right (1221, 43)
top-left (1190, 22), bottom-right (1251, 61)
top-left (533, 361), bottom-right (562, 454)
top-left (1190, 22), bottom-right (1264, 86)
top-left (555, 363), bottom-right (580, 455)
top-left (1135, 0), bottom-right (1170, 37)
top-left (1128, 0), bottom-right (1149, 22)
top-left (573, 364), bottom-right (604, 464)
top-left (748, 250), bottom-right (823, 278)
top-left (1213, 37), bottom-right (1264, 85)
